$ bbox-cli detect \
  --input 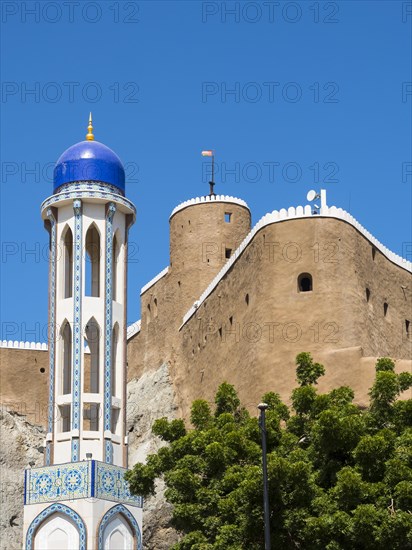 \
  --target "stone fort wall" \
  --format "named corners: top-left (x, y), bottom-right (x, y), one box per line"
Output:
top-left (1, 197), bottom-right (411, 427)
top-left (127, 199), bottom-right (412, 420)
